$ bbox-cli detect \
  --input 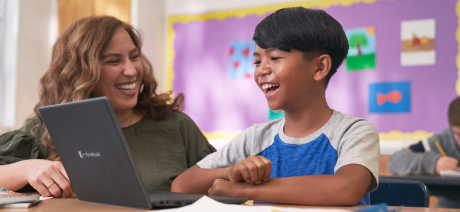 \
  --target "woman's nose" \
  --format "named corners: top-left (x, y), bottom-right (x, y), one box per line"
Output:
top-left (123, 61), bottom-right (137, 76)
